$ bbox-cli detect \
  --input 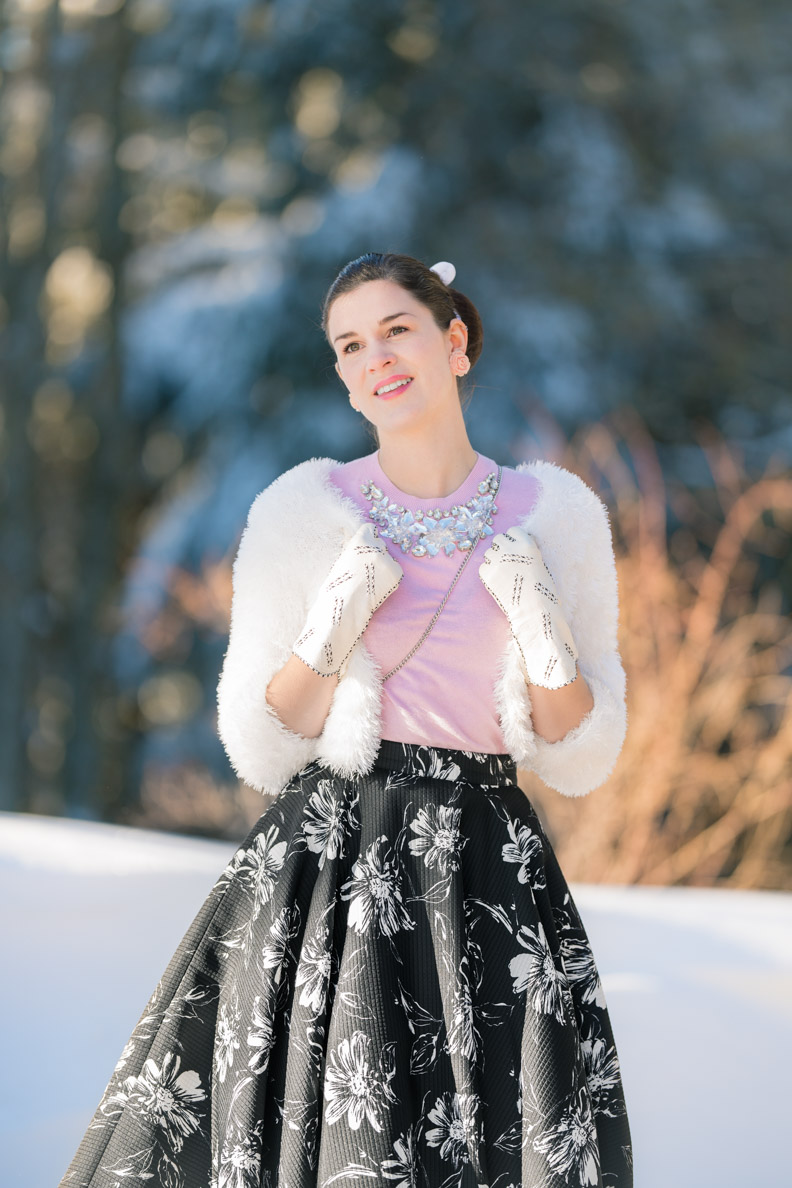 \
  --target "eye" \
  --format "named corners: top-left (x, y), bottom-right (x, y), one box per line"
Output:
top-left (342, 324), bottom-right (409, 355)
